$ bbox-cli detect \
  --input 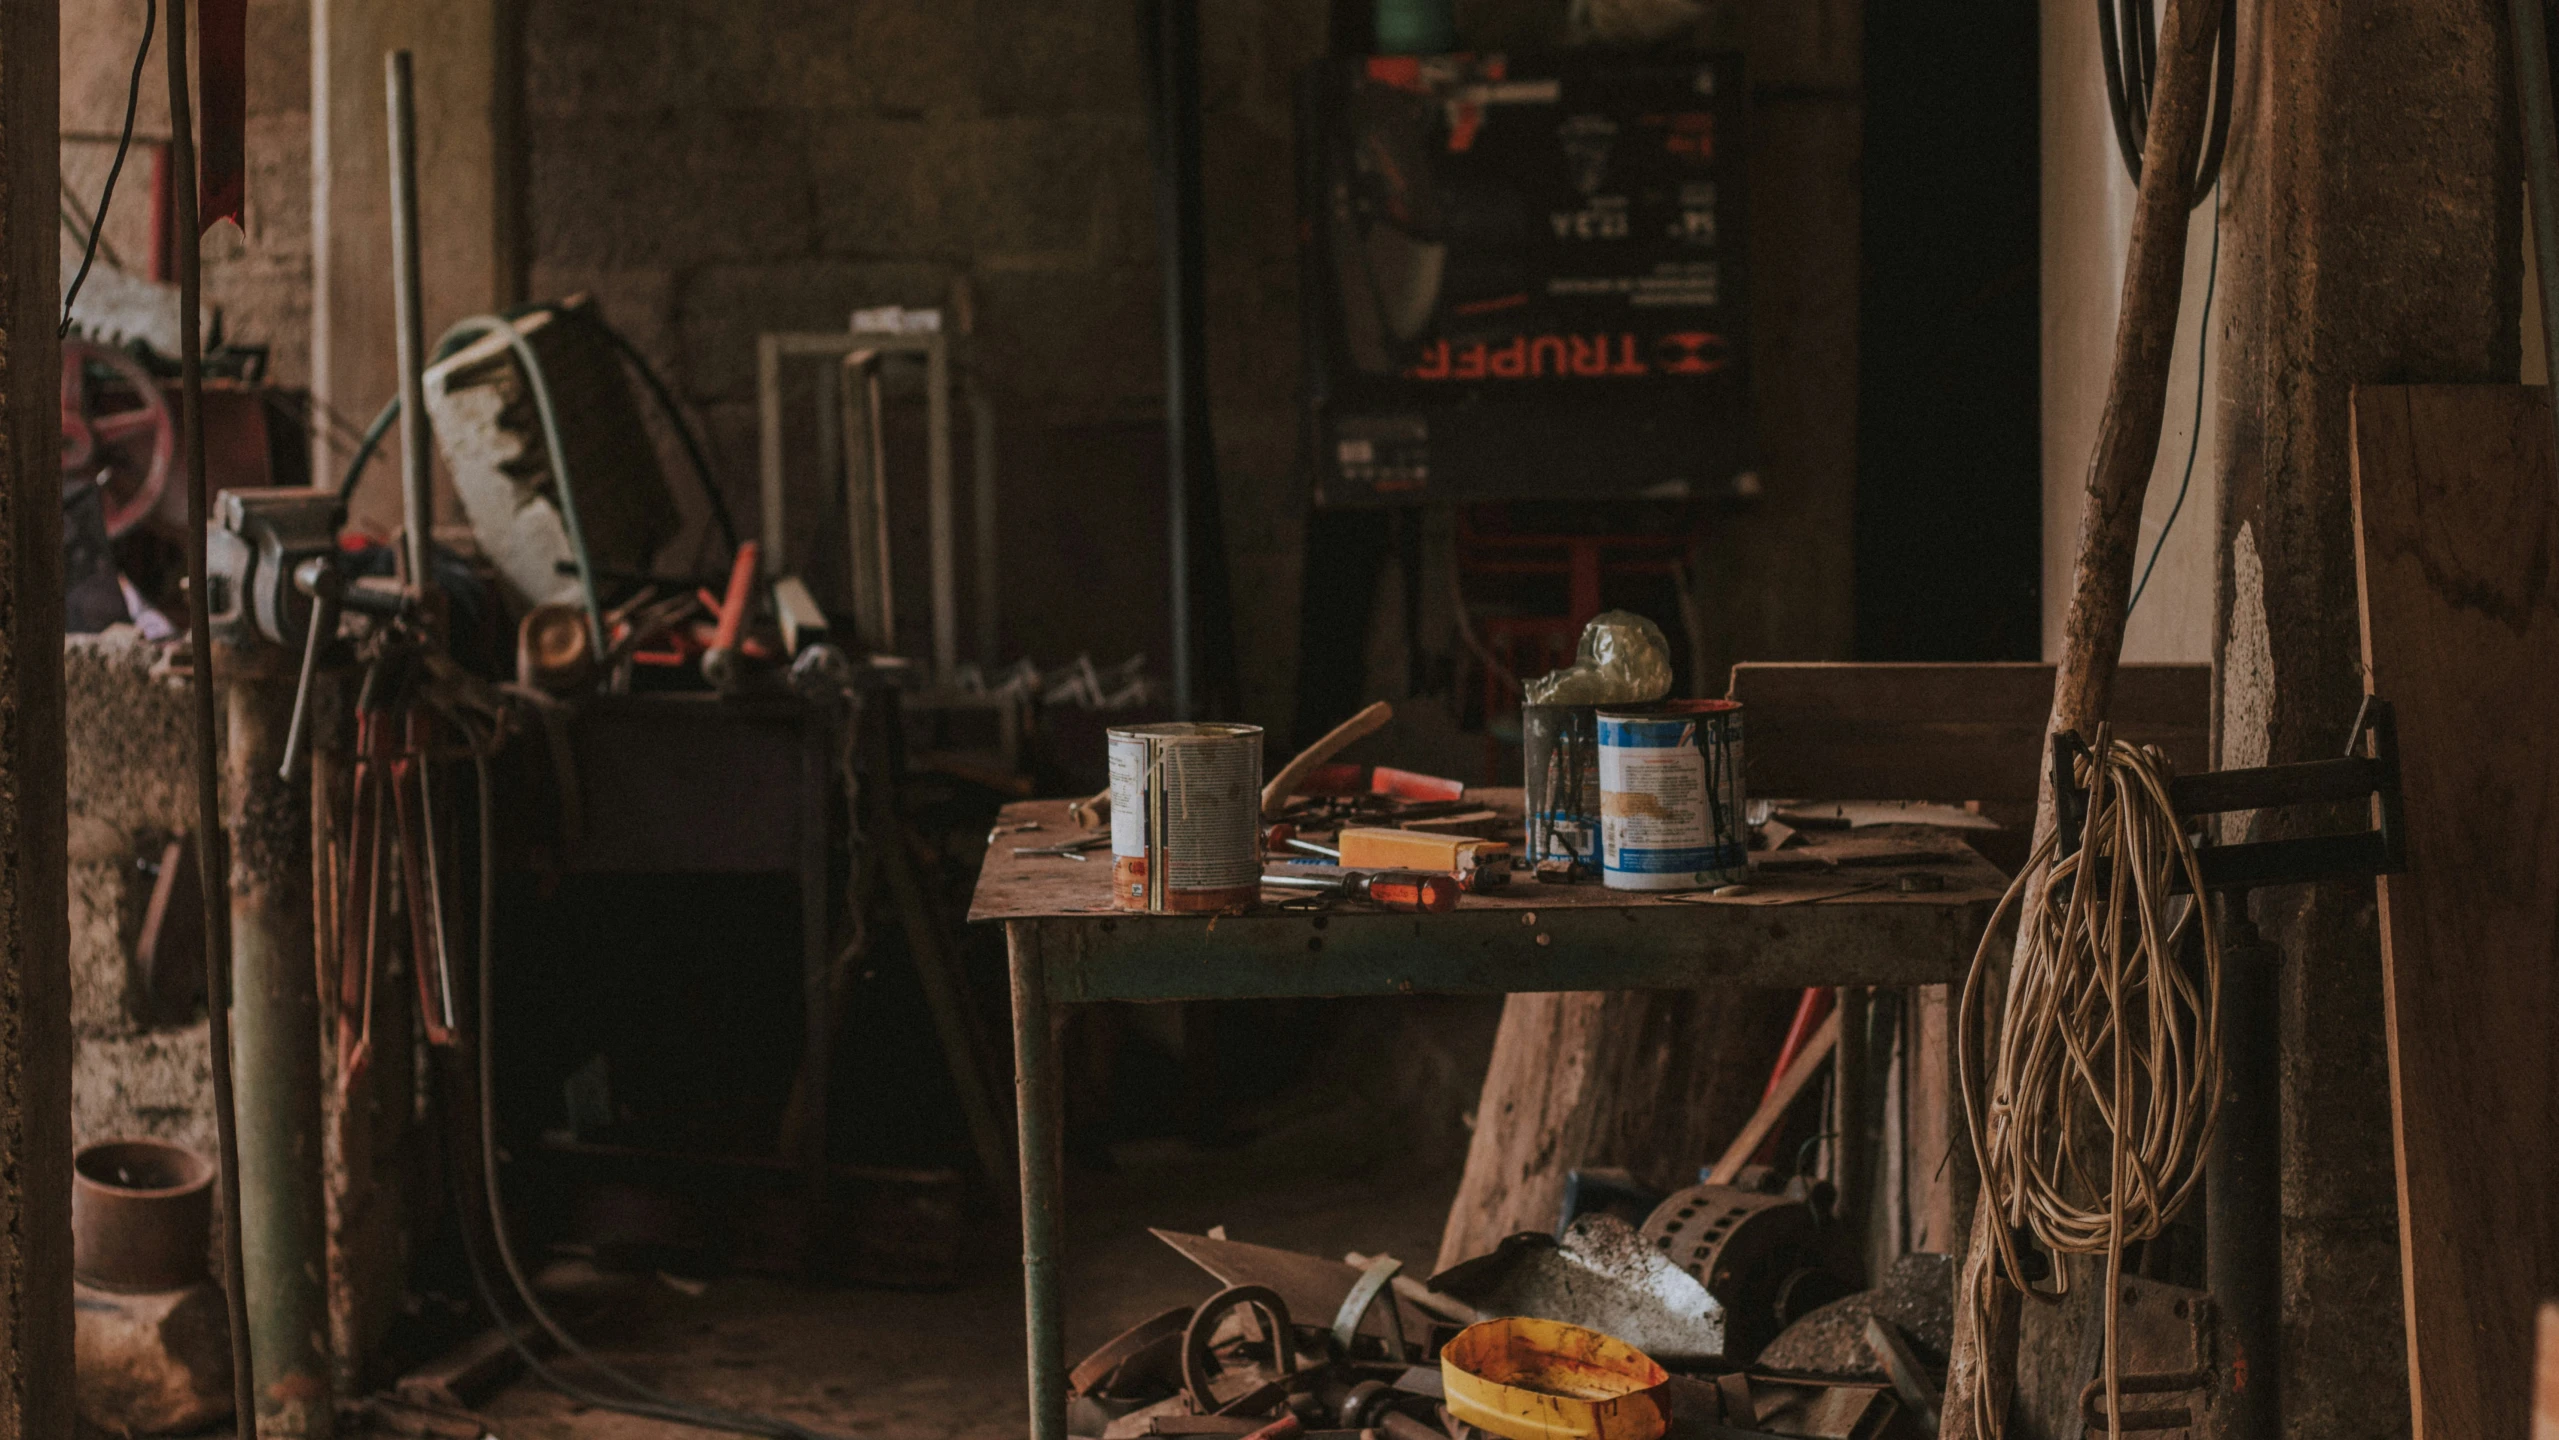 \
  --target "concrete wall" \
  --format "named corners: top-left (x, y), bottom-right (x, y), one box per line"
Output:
top-left (517, 0), bottom-right (1862, 735)
top-left (62, 633), bottom-right (213, 1160)
top-left (2038, 0), bottom-right (2221, 664)
top-left (62, 0), bottom-right (315, 387)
